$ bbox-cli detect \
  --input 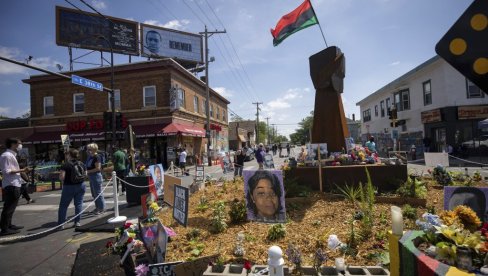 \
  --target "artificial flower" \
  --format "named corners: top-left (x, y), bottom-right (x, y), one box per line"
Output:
top-left (124, 222), bottom-right (133, 229)
top-left (135, 264), bottom-right (149, 276)
top-left (244, 260), bottom-right (252, 275)
top-left (127, 237), bottom-right (134, 243)
top-left (439, 210), bottom-right (460, 227)
top-left (454, 205), bottom-right (481, 232)
top-left (105, 241), bottom-right (113, 248)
